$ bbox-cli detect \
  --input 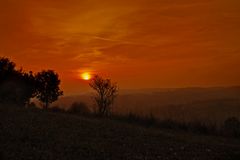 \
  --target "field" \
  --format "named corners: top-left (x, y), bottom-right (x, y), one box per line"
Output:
top-left (0, 106), bottom-right (240, 160)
